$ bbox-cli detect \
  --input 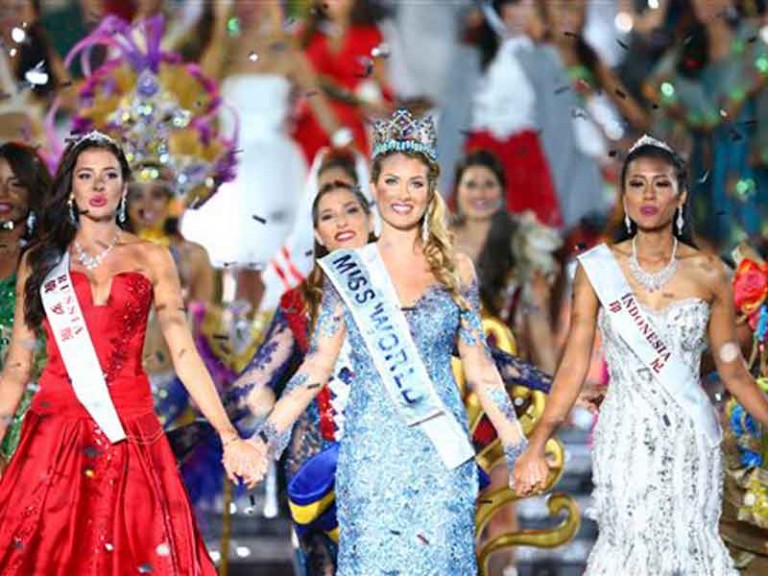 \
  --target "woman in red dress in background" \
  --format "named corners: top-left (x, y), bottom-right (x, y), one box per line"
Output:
top-left (0, 133), bottom-right (261, 575)
top-left (293, 0), bottom-right (393, 162)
